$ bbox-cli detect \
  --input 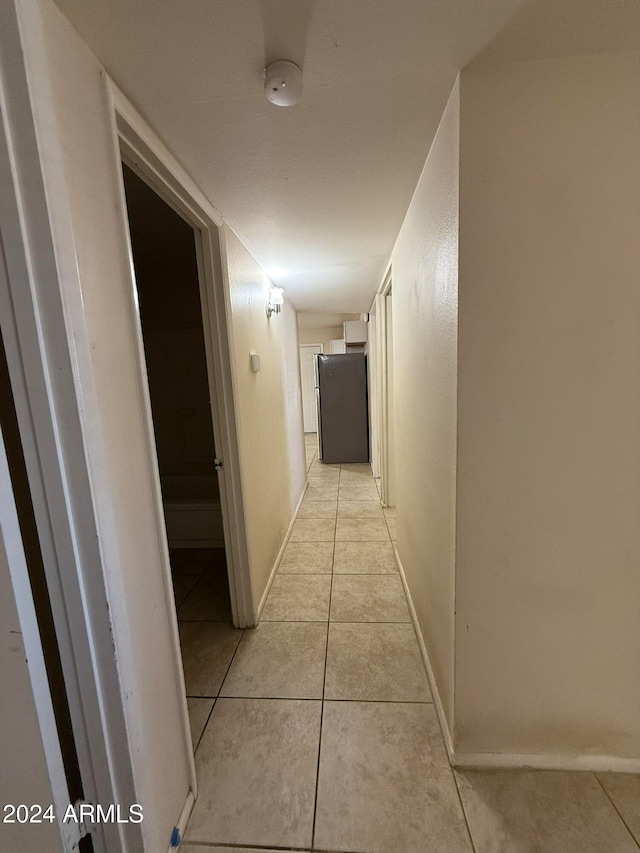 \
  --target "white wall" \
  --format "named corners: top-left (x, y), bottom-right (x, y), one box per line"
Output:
top-left (224, 225), bottom-right (306, 609)
top-left (389, 81), bottom-right (460, 731)
top-left (298, 325), bottom-right (344, 352)
top-left (297, 311), bottom-right (362, 353)
top-left (456, 50), bottom-right (640, 762)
